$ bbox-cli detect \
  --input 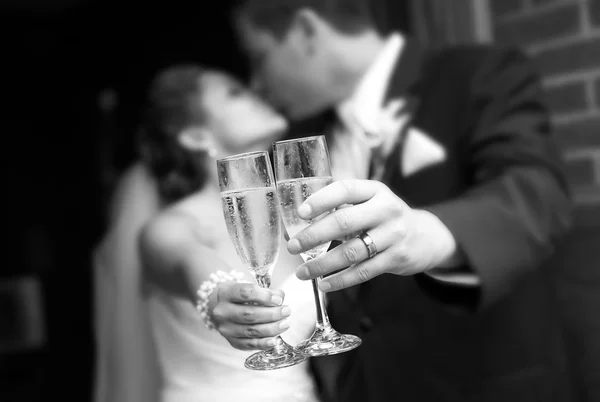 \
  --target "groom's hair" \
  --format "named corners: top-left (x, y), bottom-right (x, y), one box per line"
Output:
top-left (231, 0), bottom-right (375, 38)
